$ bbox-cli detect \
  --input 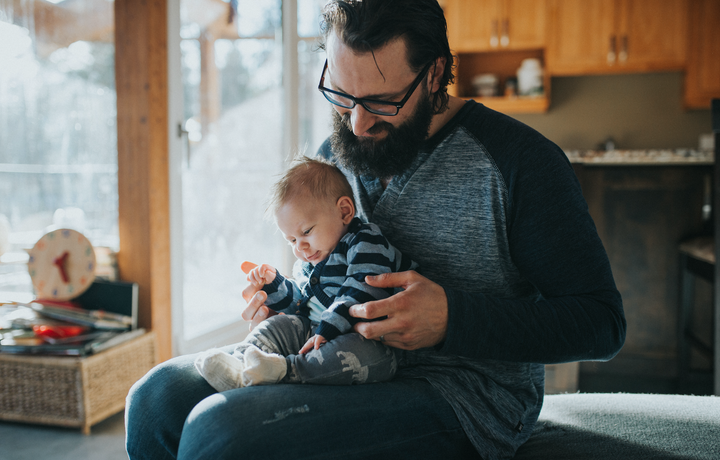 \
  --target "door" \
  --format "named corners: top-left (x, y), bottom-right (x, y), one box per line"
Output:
top-left (684, 0), bottom-right (720, 108)
top-left (447, 0), bottom-right (546, 52)
top-left (548, 0), bottom-right (688, 75)
top-left (547, 0), bottom-right (617, 74)
top-left (503, 0), bottom-right (546, 50)
top-left (446, 0), bottom-right (501, 52)
top-left (169, 0), bottom-right (331, 355)
top-left (619, 0), bottom-right (687, 71)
